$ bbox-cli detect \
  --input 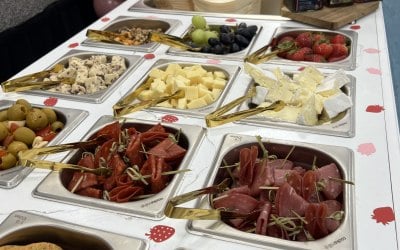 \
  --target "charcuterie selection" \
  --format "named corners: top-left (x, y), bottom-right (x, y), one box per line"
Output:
top-left (212, 142), bottom-right (348, 241)
top-left (0, 99), bottom-right (65, 170)
top-left (64, 121), bottom-right (187, 203)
